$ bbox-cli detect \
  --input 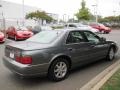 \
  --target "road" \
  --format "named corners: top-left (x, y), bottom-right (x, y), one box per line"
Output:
top-left (0, 30), bottom-right (120, 90)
